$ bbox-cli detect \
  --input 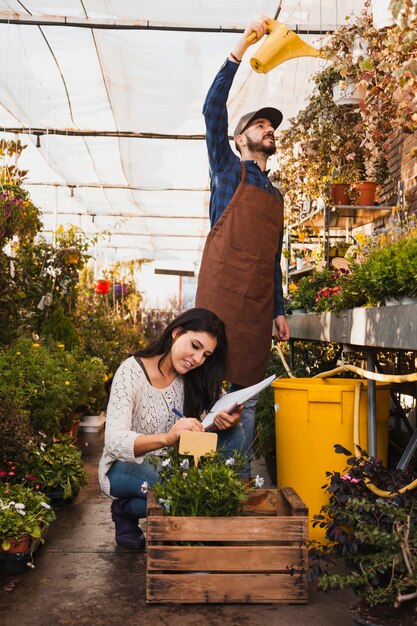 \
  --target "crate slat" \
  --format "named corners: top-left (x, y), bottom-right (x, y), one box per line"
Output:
top-left (146, 573), bottom-right (308, 604)
top-left (147, 515), bottom-right (307, 542)
top-left (147, 544), bottom-right (307, 572)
